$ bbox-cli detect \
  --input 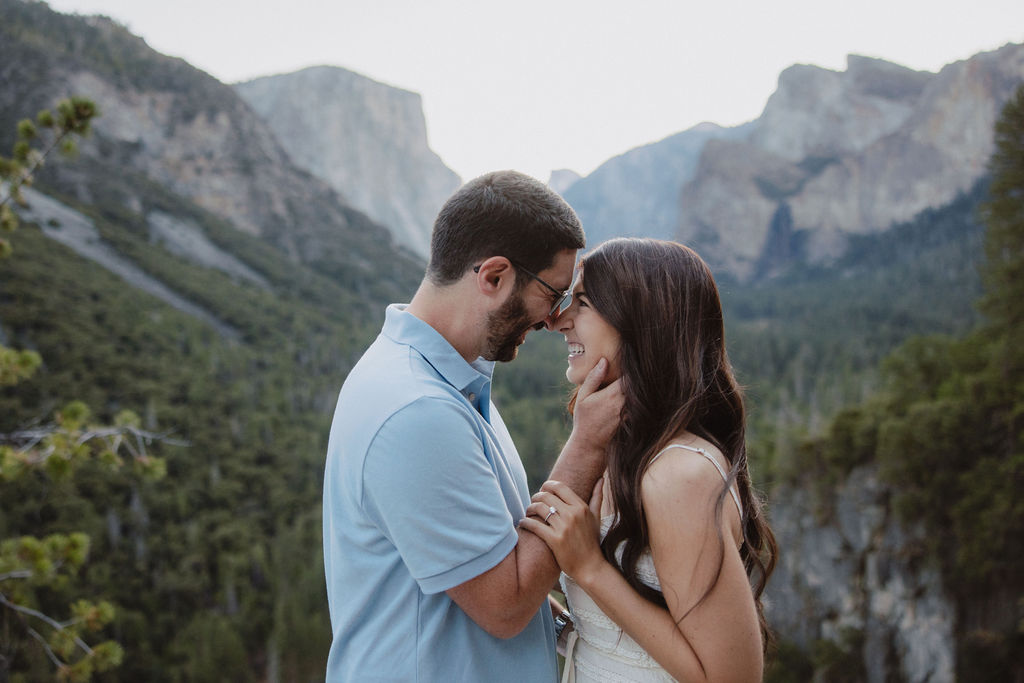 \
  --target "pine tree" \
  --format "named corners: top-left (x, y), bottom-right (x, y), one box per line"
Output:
top-left (980, 83), bottom-right (1024, 378)
top-left (0, 97), bottom-right (169, 682)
